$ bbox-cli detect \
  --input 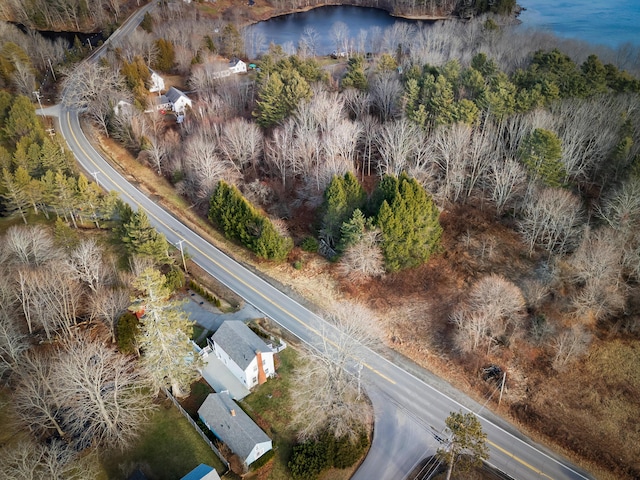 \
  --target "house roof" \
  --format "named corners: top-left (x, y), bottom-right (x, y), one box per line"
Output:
top-left (212, 321), bottom-right (271, 370)
top-left (165, 86), bottom-right (188, 104)
top-left (180, 464), bottom-right (220, 480)
top-left (229, 57), bottom-right (244, 67)
top-left (198, 393), bottom-right (271, 462)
